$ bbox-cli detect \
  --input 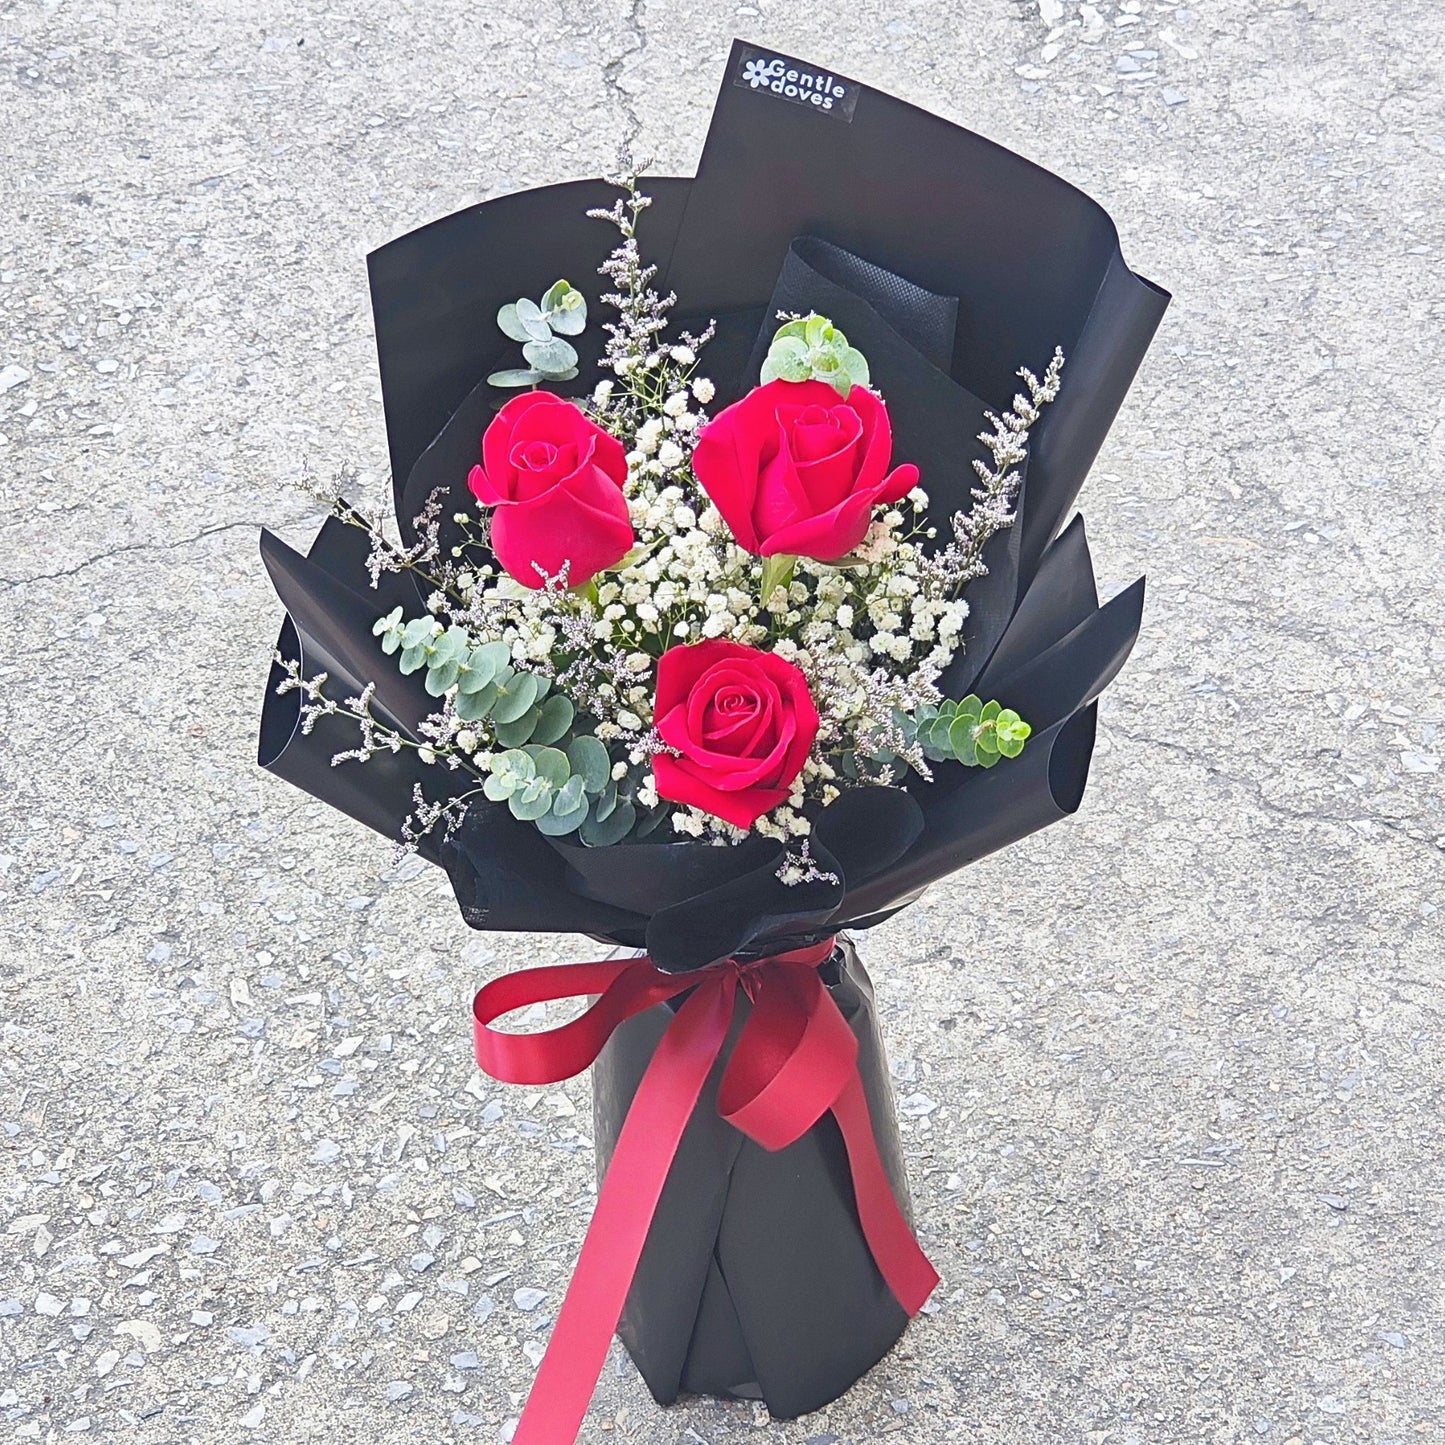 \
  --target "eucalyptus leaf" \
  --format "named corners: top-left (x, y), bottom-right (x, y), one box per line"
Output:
top-left (633, 803), bottom-right (672, 839)
top-left (491, 672), bottom-right (540, 724)
top-left (398, 645), bottom-right (428, 676)
top-left (947, 713), bottom-right (978, 765)
top-left (457, 651), bottom-right (499, 693)
top-left (487, 367), bottom-right (546, 388)
top-left (401, 617), bottom-right (438, 647)
top-left (997, 732), bottom-right (1027, 760)
top-left (530, 693), bottom-right (574, 745)
top-left (592, 778), bottom-right (618, 821)
top-left (528, 747), bottom-right (570, 790)
top-left (514, 297), bottom-right (553, 341)
top-left (580, 798), bottom-right (635, 847)
top-left (496, 303), bottom-right (532, 343)
top-left (541, 281), bottom-right (587, 335)
top-left (510, 778), bottom-right (555, 822)
top-left (493, 708), bottom-right (540, 748)
top-left (425, 660), bottom-right (461, 696)
top-left (483, 773), bottom-right (516, 802)
top-left (552, 773), bottom-right (586, 816)
top-left (535, 799), bottom-right (588, 836)
top-left (454, 682), bottom-right (497, 721)
top-left (567, 736), bottom-right (611, 793)
top-left (493, 749), bottom-right (535, 783)
top-left (476, 641), bottom-right (512, 673)
top-left (522, 337), bottom-right (578, 374)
